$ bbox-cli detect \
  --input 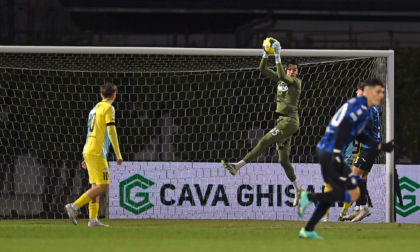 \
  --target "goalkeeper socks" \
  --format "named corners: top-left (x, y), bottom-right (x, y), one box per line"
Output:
top-left (292, 180), bottom-right (300, 190)
top-left (305, 201), bottom-right (330, 231)
top-left (74, 193), bottom-right (93, 209)
top-left (292, 180), bottom-right (301, 191)
top-left (234, 160), bottom-right (246, 170)
top-left (89, 203), bottom-right (99, 219)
